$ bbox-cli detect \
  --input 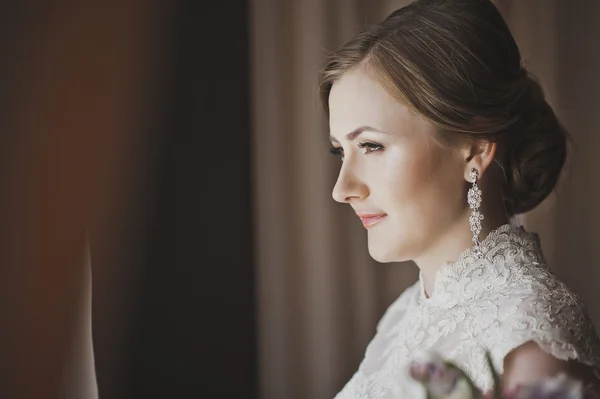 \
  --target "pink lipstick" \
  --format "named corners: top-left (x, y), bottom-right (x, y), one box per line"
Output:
top-left (356, 213), bottom-right (387, 228)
